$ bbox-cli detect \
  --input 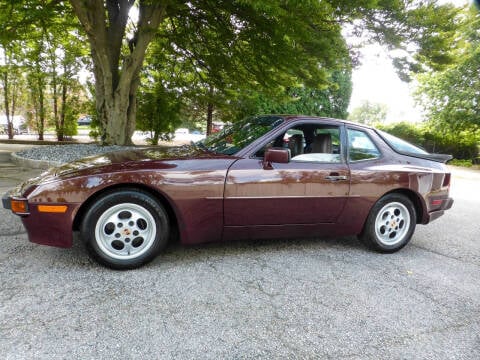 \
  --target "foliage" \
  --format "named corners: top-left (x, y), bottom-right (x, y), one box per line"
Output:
top-left (378, 121), bottom-right (480, 161)
top-left (229, 68), bottom-right (352, 121)
top-left (1, 0), bottom-right (470, 145)
top-left (136, 82), bottom-right (182, 145)
top-left (412, 6), bottom-right (480, 160)
top-left (448, 159), bottom-right (473, 168)
top-left (0, 43), bottom-right (24, 139)
top-left (0, 0), bottom-right (89, 141)
top-left (69, 0), bottom-right (467, 144)
top-left (142, 0), bottom-right (352, 135)
top-left (348, 101), bottom-right (388, 125)
top-left (415, 7), bottom-right (480, 133)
